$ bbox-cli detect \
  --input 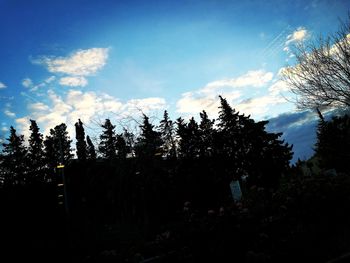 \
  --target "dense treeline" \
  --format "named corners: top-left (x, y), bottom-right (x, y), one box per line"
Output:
top-left (1, 96), bottom-right (350, 262)
top-left (0, 96), bottom-right (292, 189)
